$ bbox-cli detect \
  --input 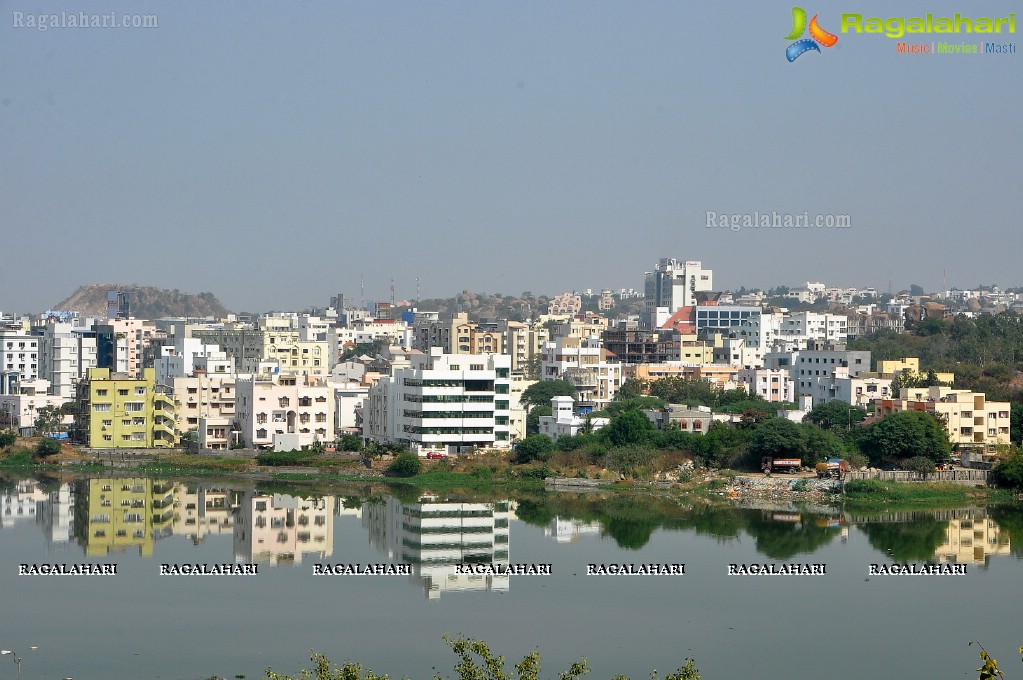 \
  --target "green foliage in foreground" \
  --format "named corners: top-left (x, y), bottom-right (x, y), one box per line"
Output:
top-left (264, 636), bottom-right (699, 680)
top-left (386, 451), bottom-right (423, 477)
top-left (843, 479), bottom-right (977, 505)
top-left (970, 641), bottom-right (1023, 680)
top-left (261, 637), bottom-right (1023, 680)
top-left (36, 438), bottom-right (62, 457)
top-left (991, 446), bottom-right (1023, 489)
